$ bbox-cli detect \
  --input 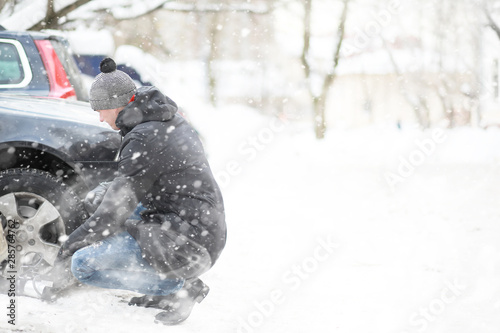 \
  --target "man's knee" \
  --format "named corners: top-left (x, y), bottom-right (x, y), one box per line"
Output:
top-left (71, 250), bottom-right (95, 282)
